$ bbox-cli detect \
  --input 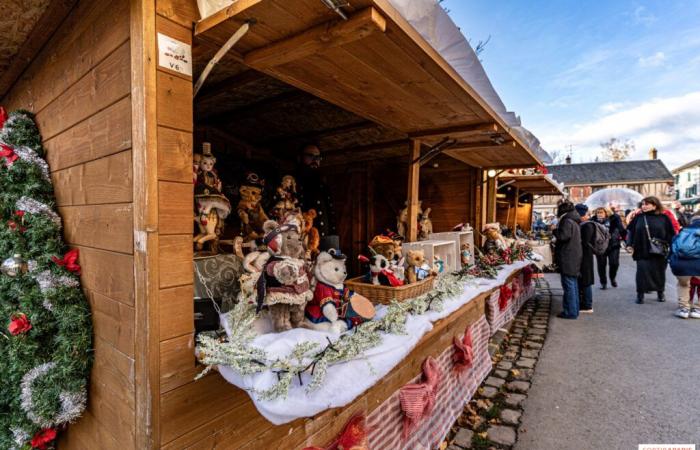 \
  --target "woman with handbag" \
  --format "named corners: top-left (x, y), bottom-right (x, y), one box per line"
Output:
top-left (626, 196), bottom-right (677, 304)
